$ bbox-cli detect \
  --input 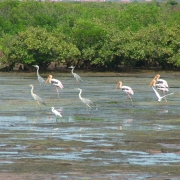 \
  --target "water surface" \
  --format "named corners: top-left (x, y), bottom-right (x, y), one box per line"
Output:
top-left (0, 71), bottom-right (180, 179)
